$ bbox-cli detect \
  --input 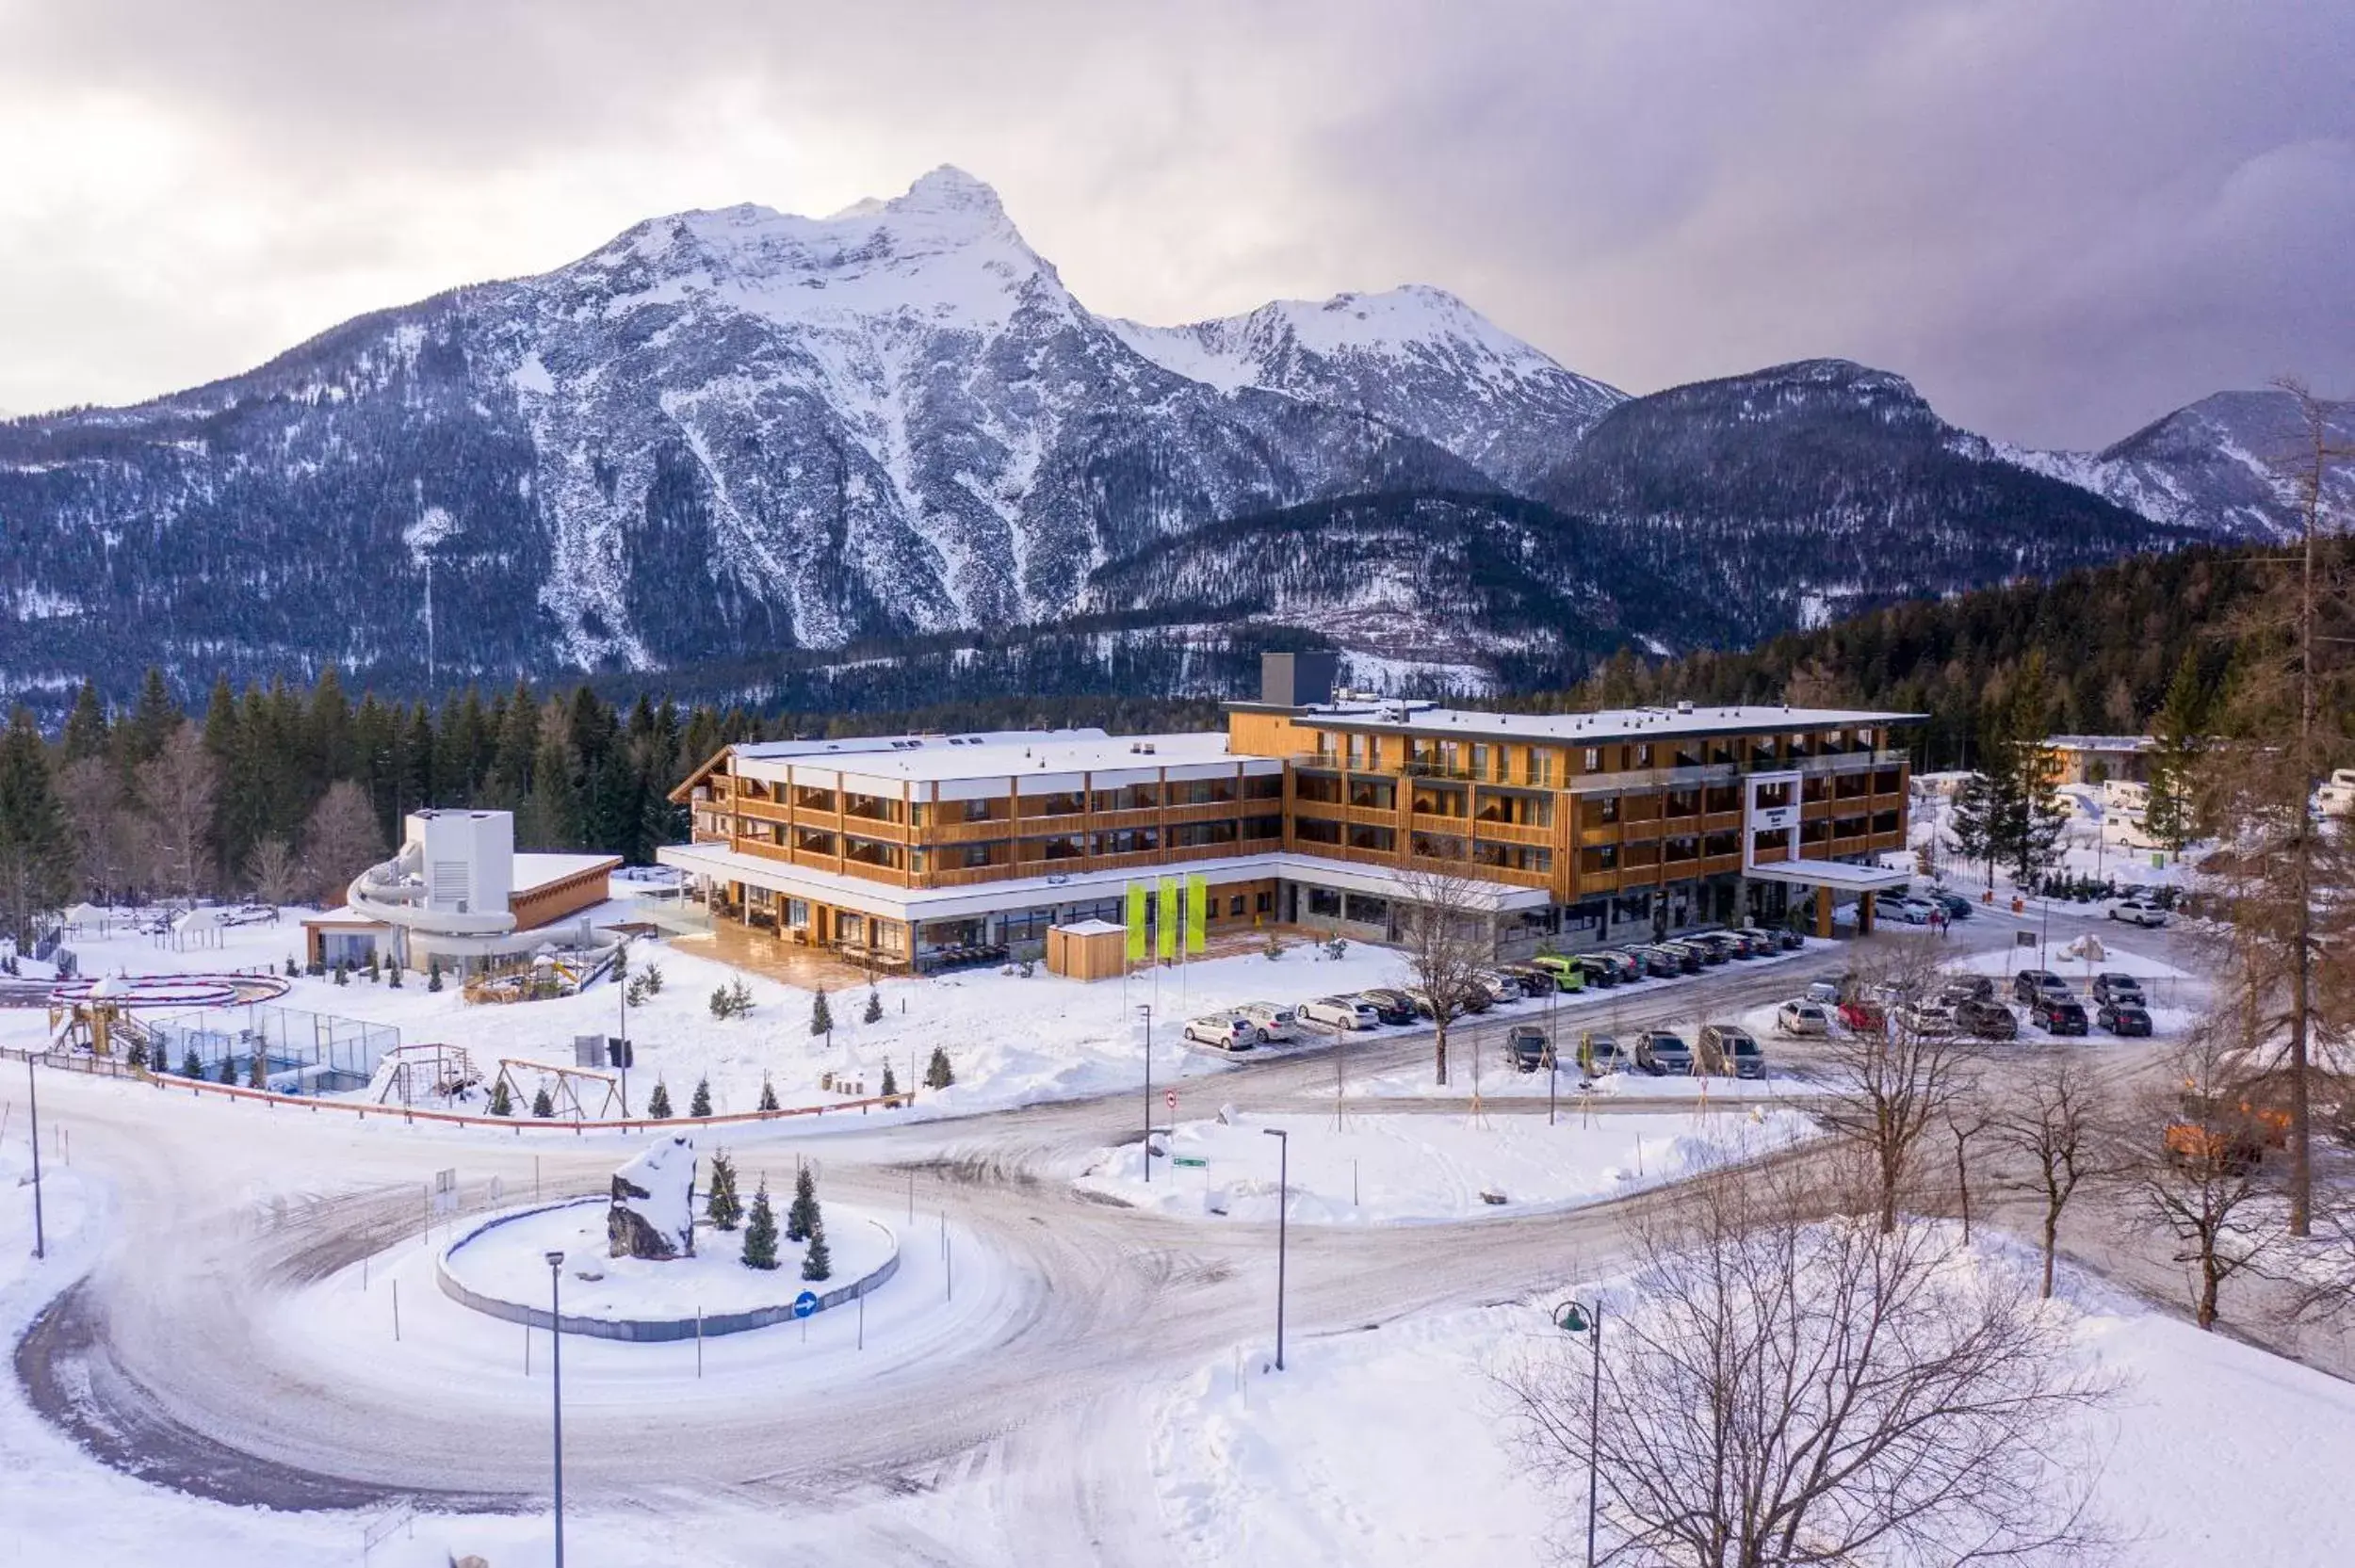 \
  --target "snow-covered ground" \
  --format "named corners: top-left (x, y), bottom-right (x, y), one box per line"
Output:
top-left (1073, 1107), bottom-right (1815, 1222)
top-left (4, 905), bottom-right (1836, 1129)
top-left (1148, 1248), bottom-right (2355, 1568)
